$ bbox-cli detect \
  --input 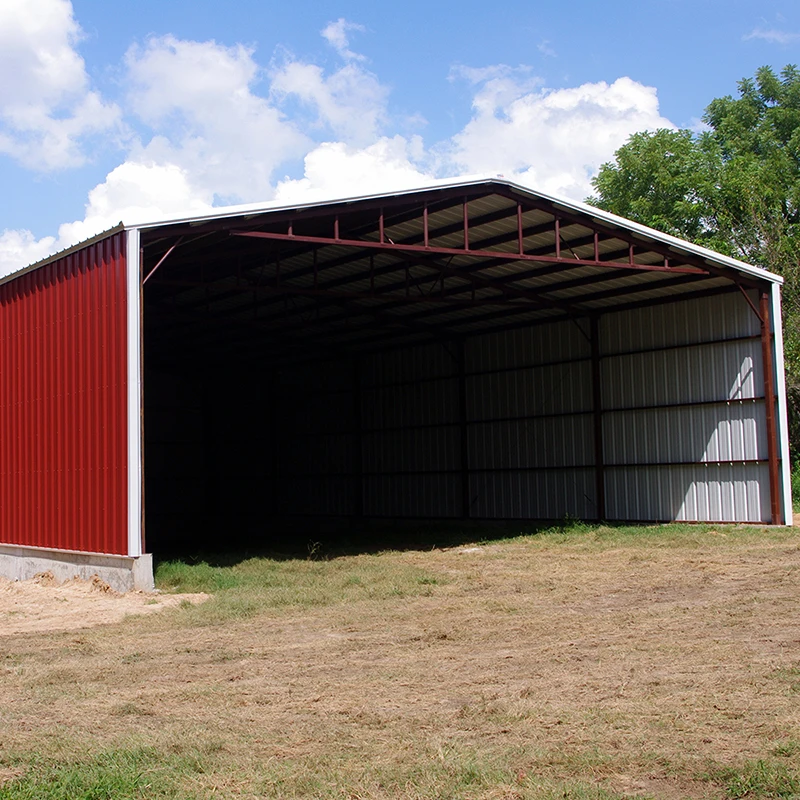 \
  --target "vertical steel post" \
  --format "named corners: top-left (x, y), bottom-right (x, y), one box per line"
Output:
top-left (590, 315), bottom-right (606, 521)
top-left (555, 218), bottom-right (561, 259)
top-left (270, 370), bottom-right (280, 514)
top-left (137, 243), bottom-right (146, 555)
top-left (457, 339), bottom-right (470, 519)
top-left (127, 230), bottom-right (143, 557)
top-left (760, 291), bottom-right (782, 524)
top-left (353, 358), bottom-right (363, 518)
